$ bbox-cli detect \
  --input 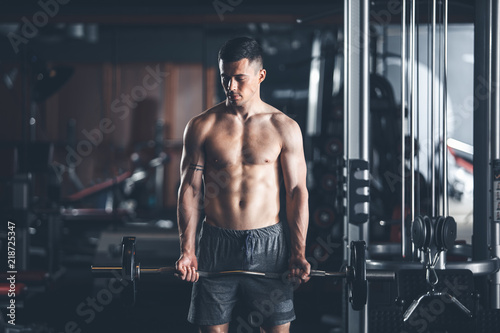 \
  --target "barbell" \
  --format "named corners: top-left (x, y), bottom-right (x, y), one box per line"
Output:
top-left (91, 237), bottom-right (395, 310)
